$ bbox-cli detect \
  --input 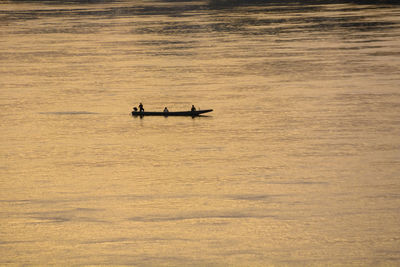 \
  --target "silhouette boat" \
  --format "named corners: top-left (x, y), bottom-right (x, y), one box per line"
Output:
top-left (132, 109), bottom-right (213, 117)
